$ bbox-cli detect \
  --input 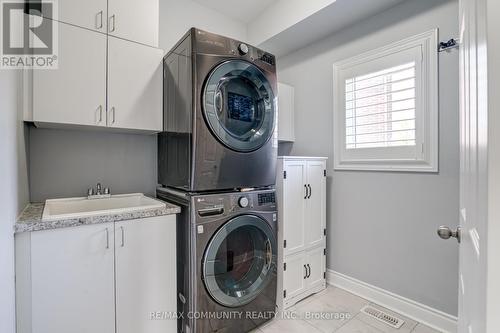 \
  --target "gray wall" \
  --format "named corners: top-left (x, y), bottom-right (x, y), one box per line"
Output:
top-left (277, 0), bottom-right (459, 315)
top-left (29, 128), bottom-right (157, 202)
